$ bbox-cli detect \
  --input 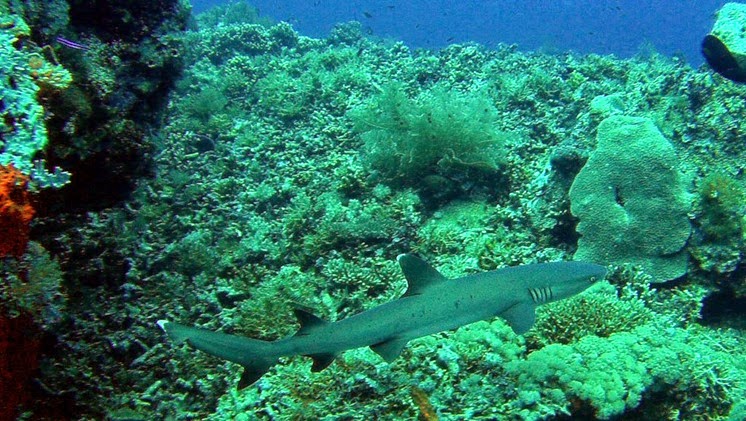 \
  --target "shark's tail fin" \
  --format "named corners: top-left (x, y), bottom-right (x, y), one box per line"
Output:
top-left (157, 320), bottom-right (277, 389)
